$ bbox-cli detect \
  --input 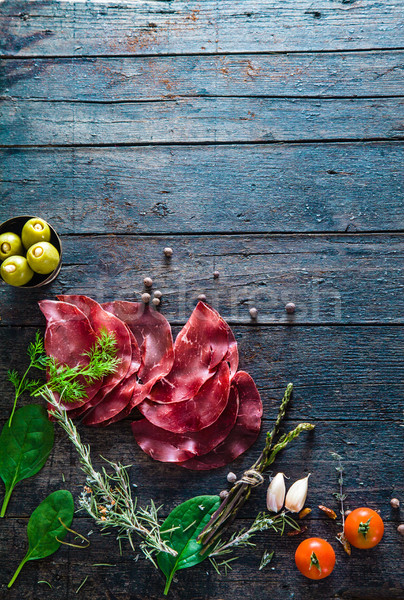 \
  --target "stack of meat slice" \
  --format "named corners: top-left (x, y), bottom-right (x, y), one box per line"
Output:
top-left (39, 296), bottom-right (263, 470)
